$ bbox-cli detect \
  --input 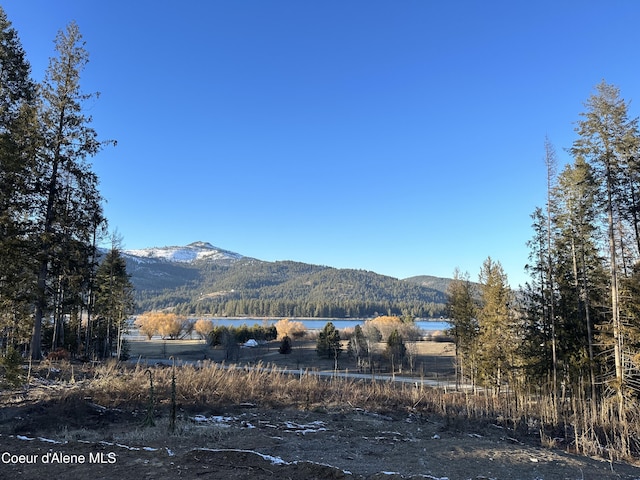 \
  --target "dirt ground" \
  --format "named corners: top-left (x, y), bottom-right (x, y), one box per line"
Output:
top-left (1, 340), bottom-right (640, 479)
top-left (2, 397), bottom-right (640, 480)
